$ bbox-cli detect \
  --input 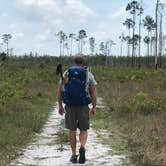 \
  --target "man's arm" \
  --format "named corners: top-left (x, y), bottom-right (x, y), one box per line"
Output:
top-left (89, 85), bottom-right (97, 115)
top-left (57, 84), bottom-right (64, 115)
